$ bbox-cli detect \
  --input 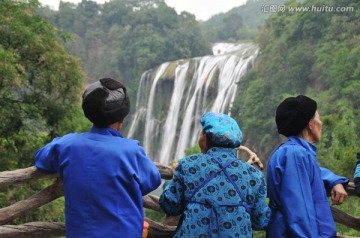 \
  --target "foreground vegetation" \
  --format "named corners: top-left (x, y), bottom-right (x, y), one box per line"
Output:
top-left (0, 0), bottom-right (359, 235)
